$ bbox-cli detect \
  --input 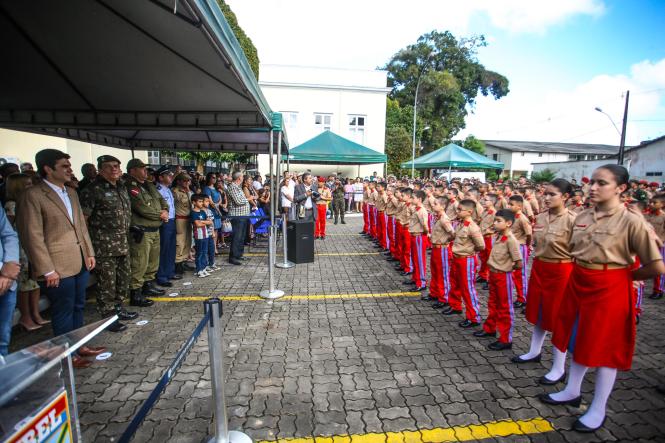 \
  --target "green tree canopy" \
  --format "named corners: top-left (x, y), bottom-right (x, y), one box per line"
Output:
top-left (451, 134), bottom-right (485, 155)
top-left (384, 31), bottom-right (509, 153)
top-left (217, 0), bottom-right (260, 79)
